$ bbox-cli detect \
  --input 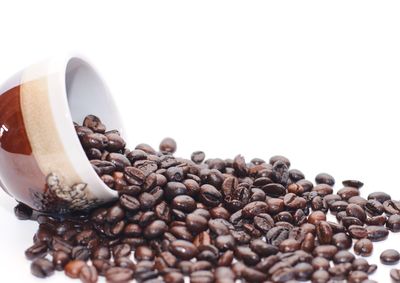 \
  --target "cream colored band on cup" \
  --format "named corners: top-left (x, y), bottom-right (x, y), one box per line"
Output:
top-left (20, 63), bottom-right (81, 187)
